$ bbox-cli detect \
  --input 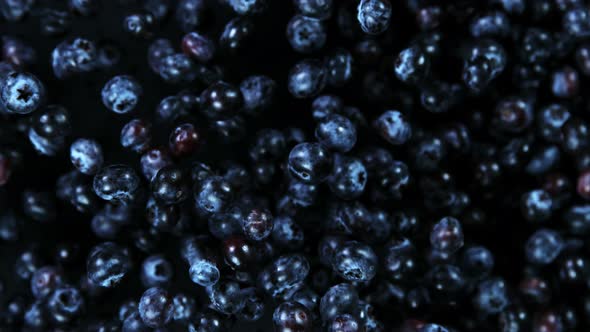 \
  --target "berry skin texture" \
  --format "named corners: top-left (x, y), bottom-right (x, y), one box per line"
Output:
top-left (288, 59), bottom-right (327, 99)
top-left (86, 242), bottom-right (131, 288)
top-left (474, 278), bottom-right (509, 314)
top-left (331, 241), bottom-right (378, 282)
top-left (182, 32), bottom-right (216, 63)
top-left (287, 15), bottom-right (327, 54)
top-left (373, 110), bottom-right (412, 145)
top-left (169, 123), bottom-right (200, 157)
top-left (141, 255), bottom-right (173, 288)
top-left (101, 75), bottom-right (142, 114)
top-left (138, 287), bottom-right (174, 328)
top-left (394, 46), bottom-right (431, 85)
top-left (121, 119), bottom-right (152, 153)
top-left (357, 0), bottom-right (392, 35)
top-left (525, 229), bottom-right (564, 265)
top-left (242, 208), bottom-right (273, 241)
top-left (240, 75), bottom-right (276, 116)
top-left (70, 138), bottom-right (103, 175)
top-left (430, 217), bottom-right (464, 254)
top-left (328, 156), bottom-right (367, 200)
top-left (0, 71), bottom-right (45, 114)
top-left (46, 285), bottom-right (84, 324)
top-left (315, 114), bottom-right (357, 152)
top-left (151, 166), bottom-right (189, 205)
top-left (577, 170), bottom-right (590, 199)
top-left (288, 142), bottom-right (334, 183)
top-left (294, 0), bottom-right (333, 20)
top-left (273, 301), bottom-right (313, 332)
top-left (520, 189), bottom-right (553, 222)
top-left (200, 81), bottom-right (243, 119)
top-left (93, 165), bottom-right (140, 205)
